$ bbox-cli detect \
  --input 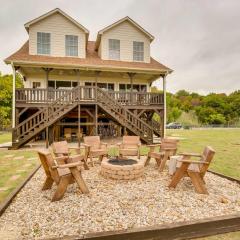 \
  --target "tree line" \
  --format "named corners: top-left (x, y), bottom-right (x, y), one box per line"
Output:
top-left (152, 87), bottom-right (240, 126)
